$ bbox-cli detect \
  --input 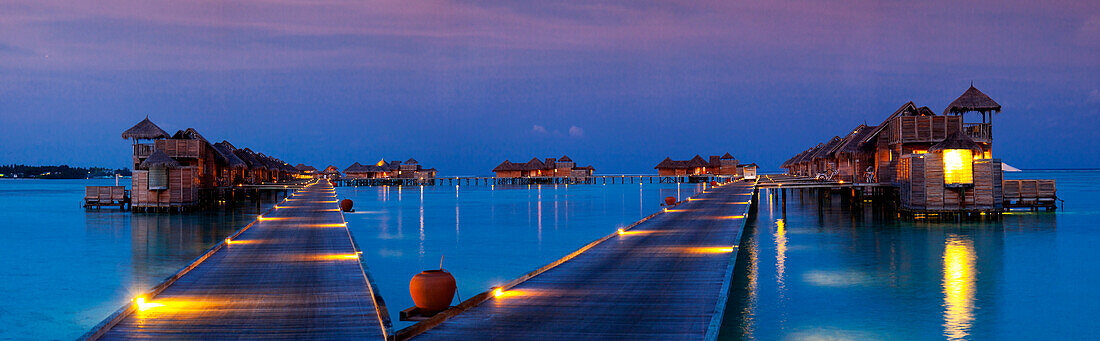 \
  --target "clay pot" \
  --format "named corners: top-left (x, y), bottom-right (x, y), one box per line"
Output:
top-left (710, 181), bottom-right (718, 187)
top-left (409, 270), bottom-right (457, 313)
top-left (340, 199), bottom-right (354, 212)
top-left (664, 196), bottom-right (677, 206)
